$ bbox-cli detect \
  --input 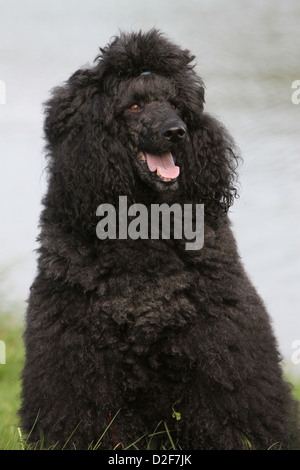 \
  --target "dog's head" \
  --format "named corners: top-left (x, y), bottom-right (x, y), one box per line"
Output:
top-left (114, 72), bottom-right (189, 192)
top-left (44, 30), bottom-right (239, 228)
